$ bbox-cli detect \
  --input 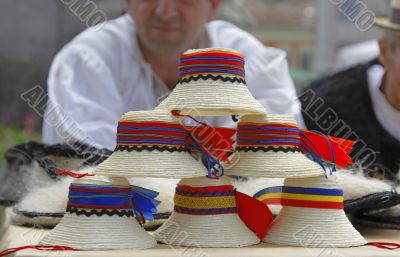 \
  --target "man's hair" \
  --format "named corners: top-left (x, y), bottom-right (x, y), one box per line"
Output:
top-left (385, 30), bottom-right (400, 52)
